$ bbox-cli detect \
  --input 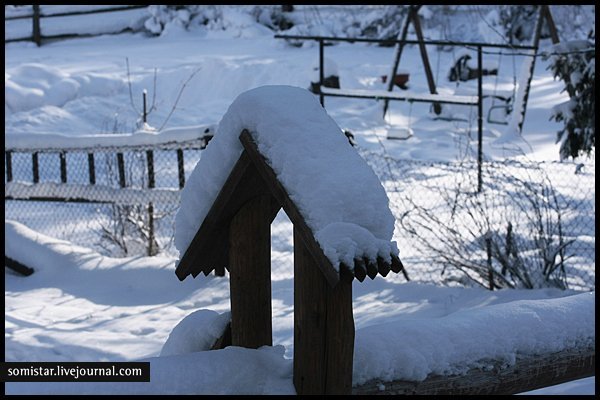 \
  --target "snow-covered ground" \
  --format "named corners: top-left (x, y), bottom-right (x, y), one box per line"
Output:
top-left (5, 5), bottom-right (595, 395)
